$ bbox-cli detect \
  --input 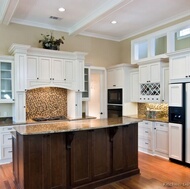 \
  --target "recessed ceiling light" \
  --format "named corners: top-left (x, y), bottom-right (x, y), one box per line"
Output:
top-left (58, 7), bottom-right (65, 12)
top-left (111, 20), bottom-right (117, 24)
